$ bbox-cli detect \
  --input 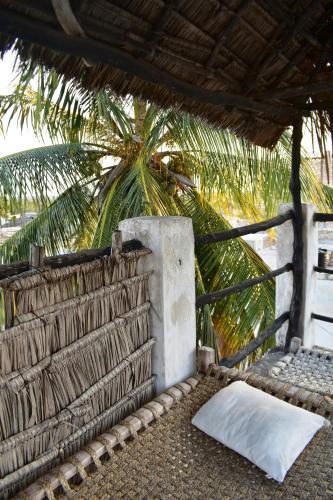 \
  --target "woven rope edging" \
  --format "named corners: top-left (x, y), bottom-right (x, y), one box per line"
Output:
top-left (20, 365), bottom-right (333, 498)
top-left (21, 377), bottom-right (200, 499)
top-left (0, 377), bottom-right (155, 498)
top-left (209, 364), bottom-right (333, 416)
top-left (269, 346), bottom-right (333, 397)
